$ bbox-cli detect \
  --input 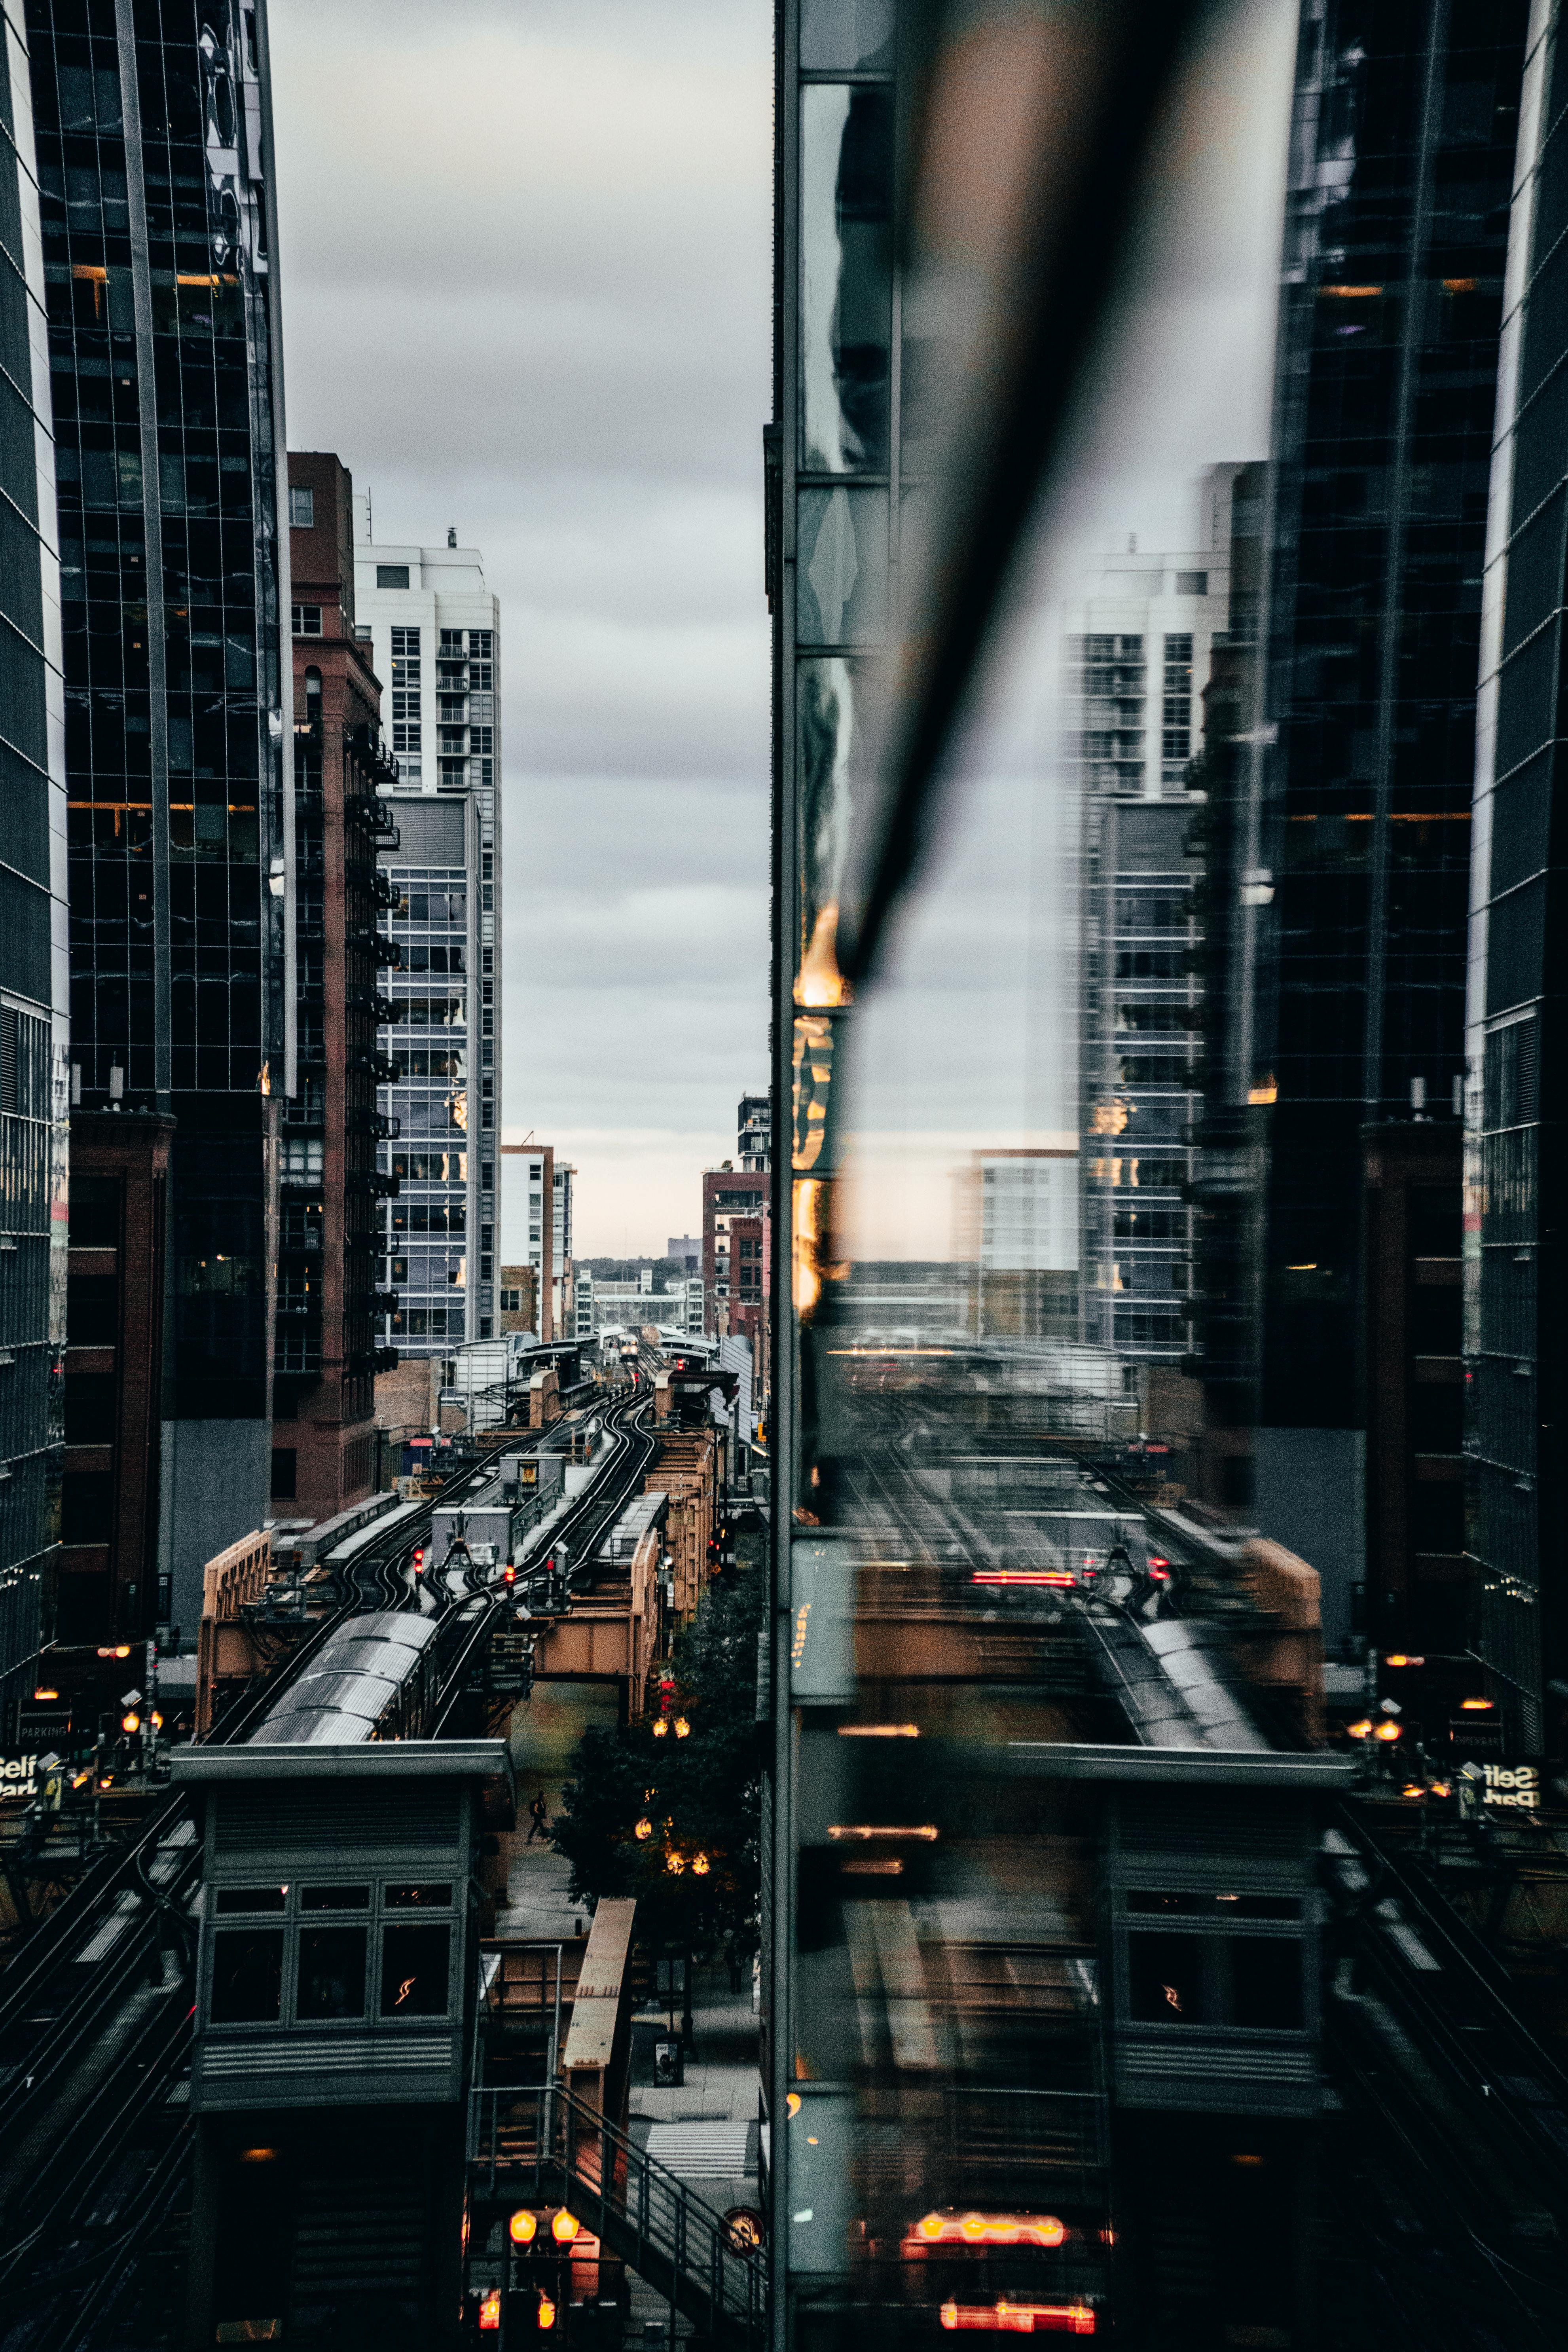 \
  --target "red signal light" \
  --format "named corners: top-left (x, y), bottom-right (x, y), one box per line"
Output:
top-left (503, 1565), bottom-right (516, 1584)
